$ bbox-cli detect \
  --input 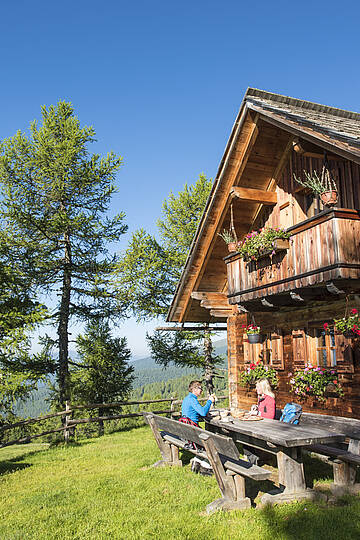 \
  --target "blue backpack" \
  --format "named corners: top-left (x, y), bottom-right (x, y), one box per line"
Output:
top-left (280, 403), bottom-right (302, 425)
